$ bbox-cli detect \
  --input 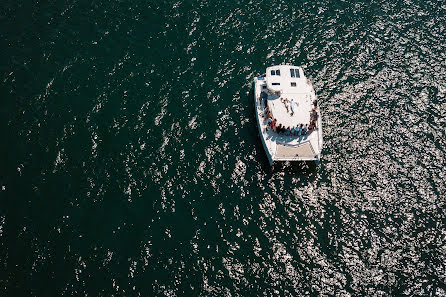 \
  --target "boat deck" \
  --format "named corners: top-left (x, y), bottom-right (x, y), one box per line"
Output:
top-left (266, 92), bottom-right (313, 129)
top-left (275, 142), bottom-right (315, 159)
